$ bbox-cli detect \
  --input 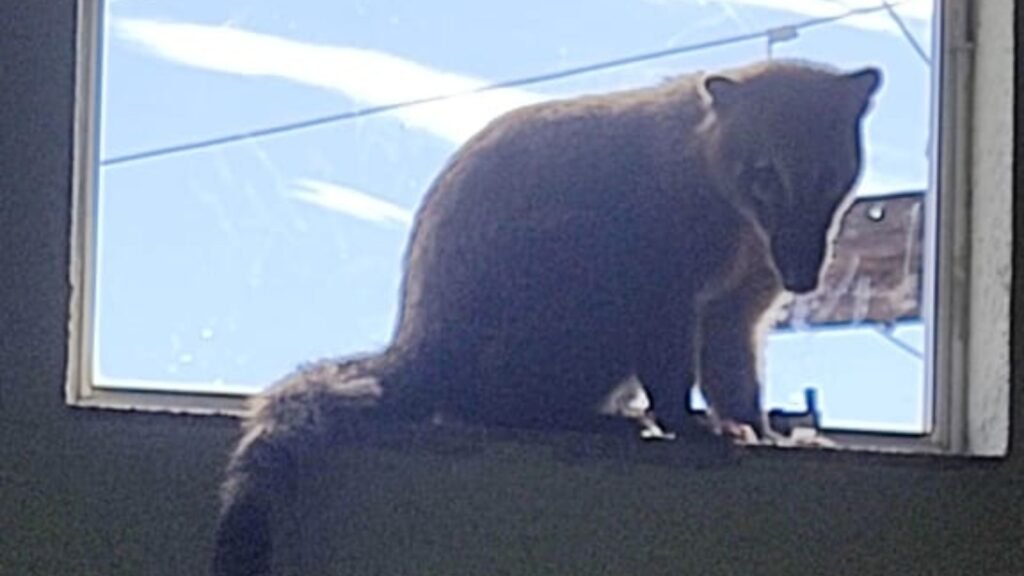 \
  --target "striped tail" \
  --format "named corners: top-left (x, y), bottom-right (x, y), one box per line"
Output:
top-left (211, 357), bottom-right (396, 576)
